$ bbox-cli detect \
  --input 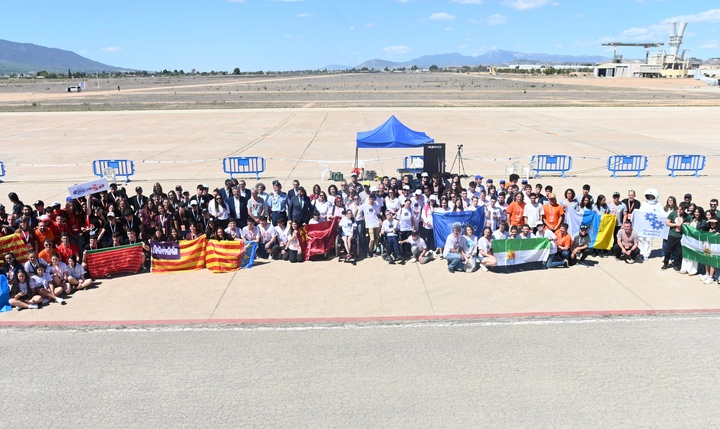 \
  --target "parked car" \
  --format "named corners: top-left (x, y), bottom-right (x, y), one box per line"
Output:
top-left (66, 86), bottom-right (81, 92)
